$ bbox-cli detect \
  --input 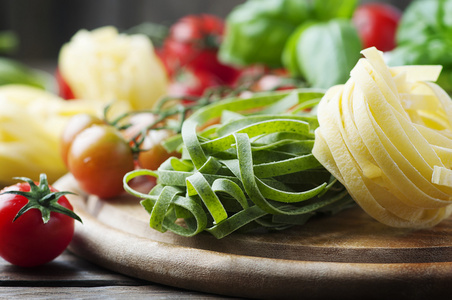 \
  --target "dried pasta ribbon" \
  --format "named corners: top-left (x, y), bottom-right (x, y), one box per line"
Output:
top-left (313, 47), bottom-right (452, 228)
top-left (125, 90), bottom-right (353, 238)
